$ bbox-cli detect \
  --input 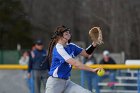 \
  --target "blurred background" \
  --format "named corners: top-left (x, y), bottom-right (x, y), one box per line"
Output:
top-left (0, 0), bottom-right (140, 93)
top-left (0, 0), bottom-right (140, 59)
